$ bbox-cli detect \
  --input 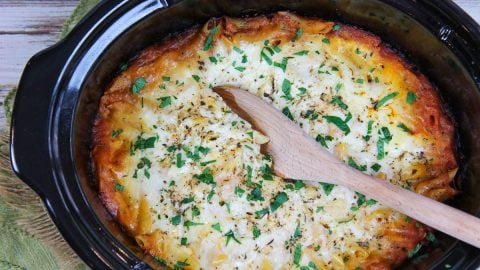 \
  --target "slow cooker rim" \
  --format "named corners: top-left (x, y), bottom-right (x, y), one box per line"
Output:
top-left (11, 0), bottom-right (480, 269)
